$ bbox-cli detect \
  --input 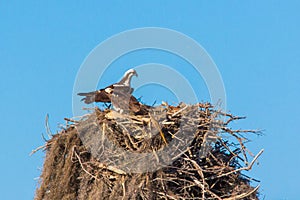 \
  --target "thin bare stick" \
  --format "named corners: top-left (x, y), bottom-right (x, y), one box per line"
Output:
top-left (171, 105), bottom-right (188, 117)
top-left (149, 114), bottom-right (167, 145)
top-left (72, 146), bottom-right (98, 180)
top-left (45, 114), bottom-right (52, 138)
top-left (223, 185), bottom-right (260, 200)
top-left (30, 144), bottom-right (46, 156)
top-left (211, 149), bottom-right (264, 179)
top-left (64, 117), bottom-right (78, 123)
